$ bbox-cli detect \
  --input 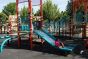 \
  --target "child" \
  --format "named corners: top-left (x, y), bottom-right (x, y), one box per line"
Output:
top-left (55, 39), bottom-right (64, 48)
